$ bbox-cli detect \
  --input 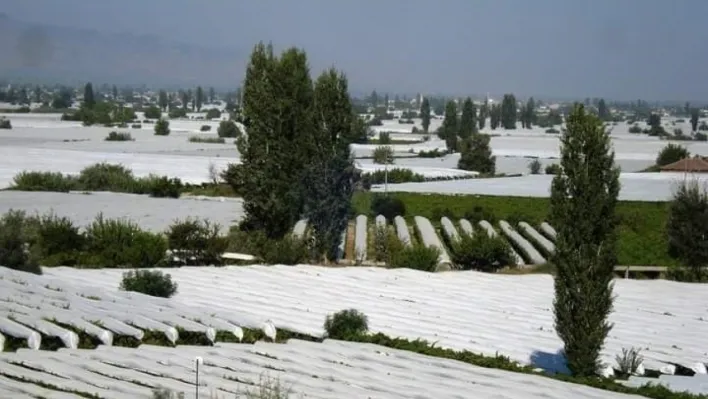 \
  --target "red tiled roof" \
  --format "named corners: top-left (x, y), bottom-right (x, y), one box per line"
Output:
top-left (660, 157), bottom-right (708, 172)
